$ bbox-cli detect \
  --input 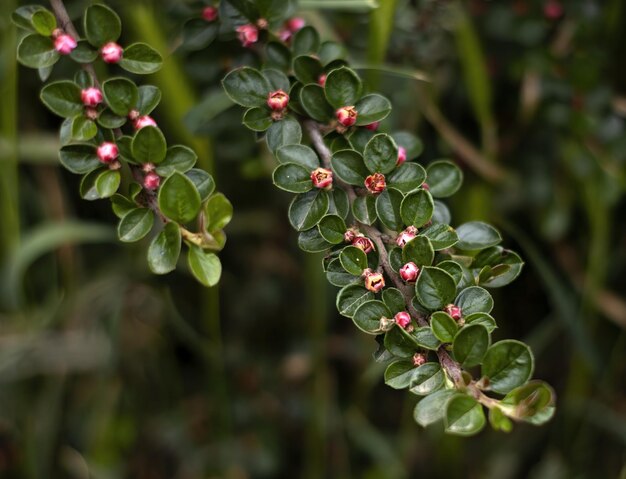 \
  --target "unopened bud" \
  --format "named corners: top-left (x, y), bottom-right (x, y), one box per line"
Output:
top-left (142, 162), bottom-right (156, 173)
top-left (54, 34), bottom-right (77, 55)
top-left (96, 142), bottom-right (119, 164)
top-left (543, 0), bottom-right (563, 20)
top-left (421, 182), bottom-right (430, 191)
top-left (134, 115), bottom-right (157, 130)
top-left (85, 107), bottom-right (98, 121)
top-left (343, 227), bottom-right (359, 243)
top-left (286, 17), bottom-right (305, 32)
top-left (412, 353), bottom-right (427, 367)
top-left (396, 146), bottom-right (407, 166)
top-left (310, 167), bottom-right (333, 190)
top-left (81, 87), bottom-right (103, 107)
top-left (101, 42), bottom-right (123, 63)
top-left (364, 271), bottom-right (385, 293)
top-left (318, 74), bottom-right (327, 87)
top-left (108, 160), bottom-right (121, 170)
top-left (444, 304), bottom-right (463, 322)
top-left (364, 121), bottom-right (379, 131)
top-left (236, 24), bottom-right (258, 47)
top-left (364, 173), bottom-right (386, 195)
top-left (267, 90), bottom-right (289, 111)
top-left (351, 236), bottom-right (374, 254)
top-left (256, 18), bottom-right (268, 29)
top-left (202, 6), bottom-right (218, 22)
top-left (143, 172), bottom-right (161, 190)
top-left (336, 106), bottom-right (357, 127)
top-left (394, 311), bottom-right (411, 329)
top-left (396, 226), bottom-right (418, 248)
top-left (399, 262), bottom-right (420, 282)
